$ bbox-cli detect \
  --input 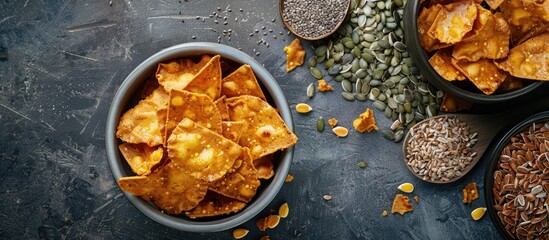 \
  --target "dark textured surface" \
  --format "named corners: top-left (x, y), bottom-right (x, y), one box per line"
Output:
top-left (0, 0), bottom-right (544, 239)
